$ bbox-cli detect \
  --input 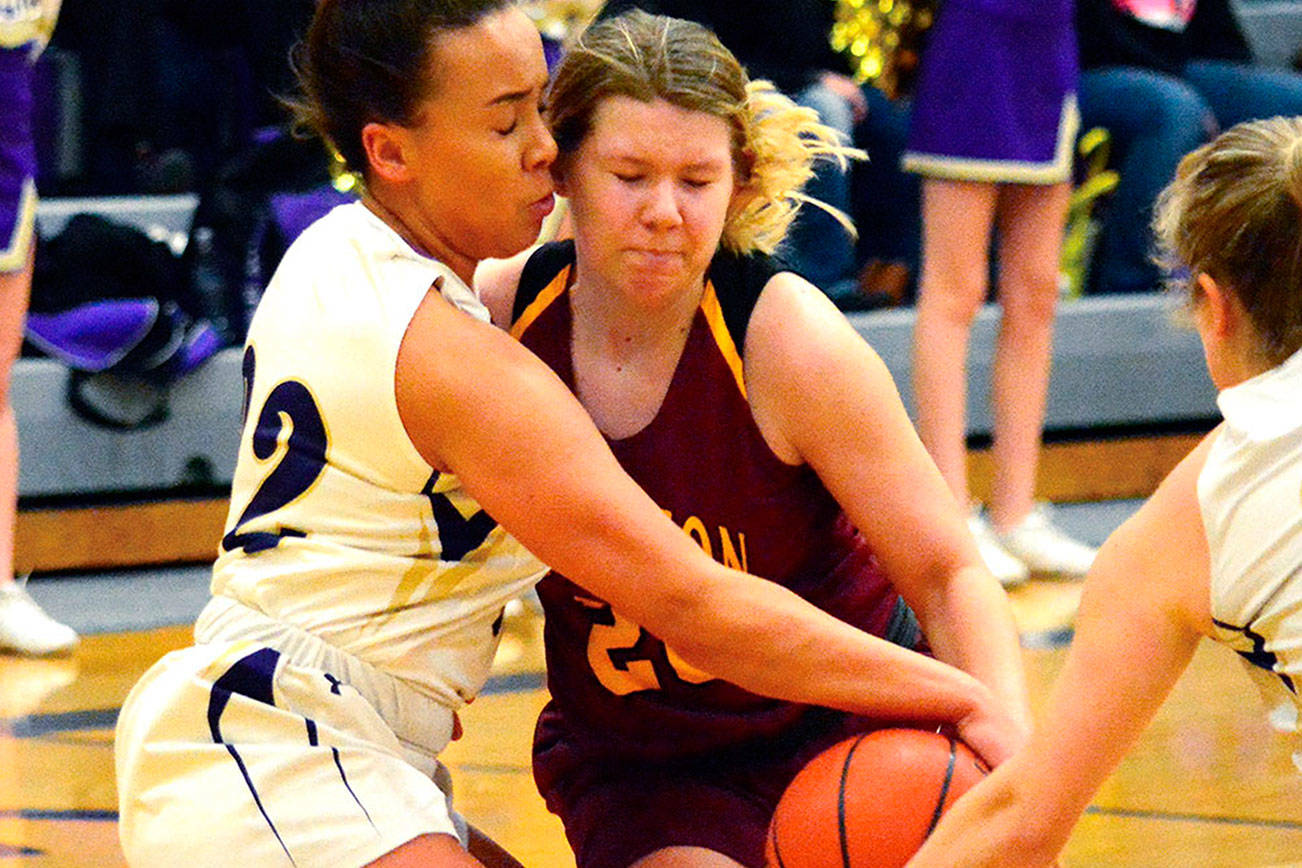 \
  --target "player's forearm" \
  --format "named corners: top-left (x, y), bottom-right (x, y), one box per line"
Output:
top-left (654, 561), bottom-right (995, 724)
top-left (911, 563), bottom-right (1031, 726)
top-left (907, 762), bottom-right (1067, 867)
